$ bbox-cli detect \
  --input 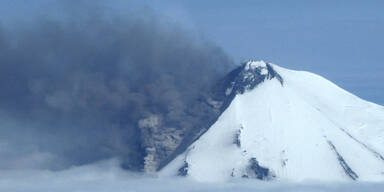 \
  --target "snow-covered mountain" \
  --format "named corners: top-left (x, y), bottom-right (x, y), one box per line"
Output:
top-left (160, 61), bottom-right (384, 182)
